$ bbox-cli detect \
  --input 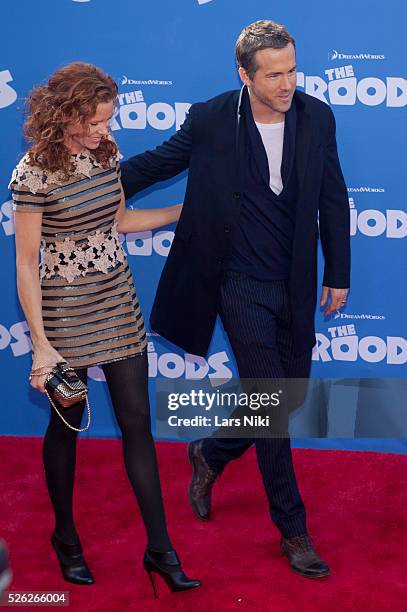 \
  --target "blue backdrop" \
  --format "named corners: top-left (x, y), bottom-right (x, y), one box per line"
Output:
top-left (0, 0), bottom-right (406, 452)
